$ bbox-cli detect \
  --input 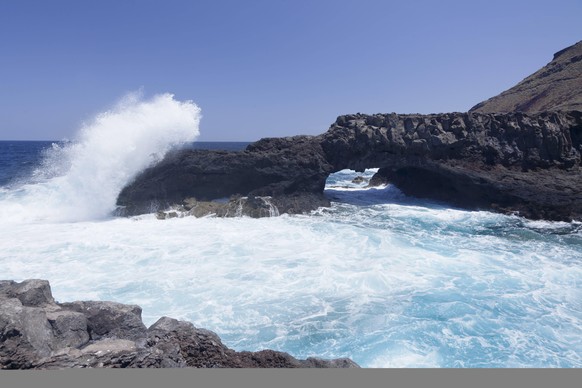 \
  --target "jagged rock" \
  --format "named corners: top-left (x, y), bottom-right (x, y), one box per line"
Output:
top-left (367, 172), bottom-right (389, 187)
top-left (118, 110), bottom-right (582, 221)
top-left (0, 279), bottom-right (359, 369)
top-left (144, 317), bottom-right (358, 368)
top-left (45, 309), bottom-right (90, 349)
top-left (323, 111), bottom-right (582, 221)
top-left (116, 43), bottom-right (582, 222)
top-left (153, 196), bottom-right (283, 219)
top-left (57, 301), bottom-right (148, 342)
top-left (352, 176), bottom-right (366, 184)
top-left (117, 136), bottom-right (333, 217)
top-left (0, 298), bottom-right (54, 368)
top-left (0, 279), bottom-right (55, 307)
